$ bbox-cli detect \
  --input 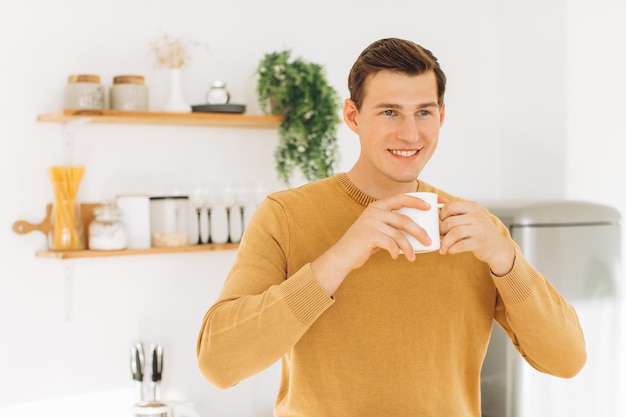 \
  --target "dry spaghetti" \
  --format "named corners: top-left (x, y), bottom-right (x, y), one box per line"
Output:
top-left (48, 165), bottom-right (85, 250)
